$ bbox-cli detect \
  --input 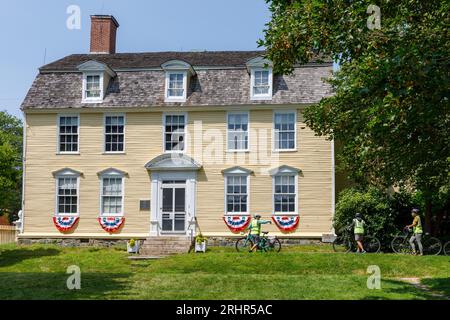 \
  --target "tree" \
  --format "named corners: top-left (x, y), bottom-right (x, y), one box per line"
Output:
top-left (259, 0), bottom-right (449, 233)
top-left (0, 111), bottom-right (22, 222)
